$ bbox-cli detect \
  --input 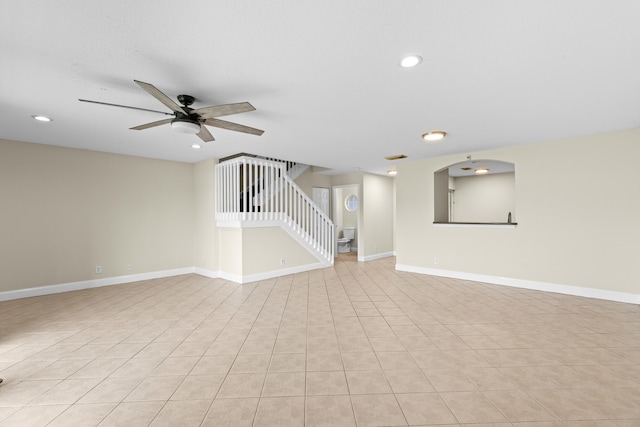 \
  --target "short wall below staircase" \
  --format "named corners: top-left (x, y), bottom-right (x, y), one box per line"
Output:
top-left (216, 226), bottom-right (325, 283)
